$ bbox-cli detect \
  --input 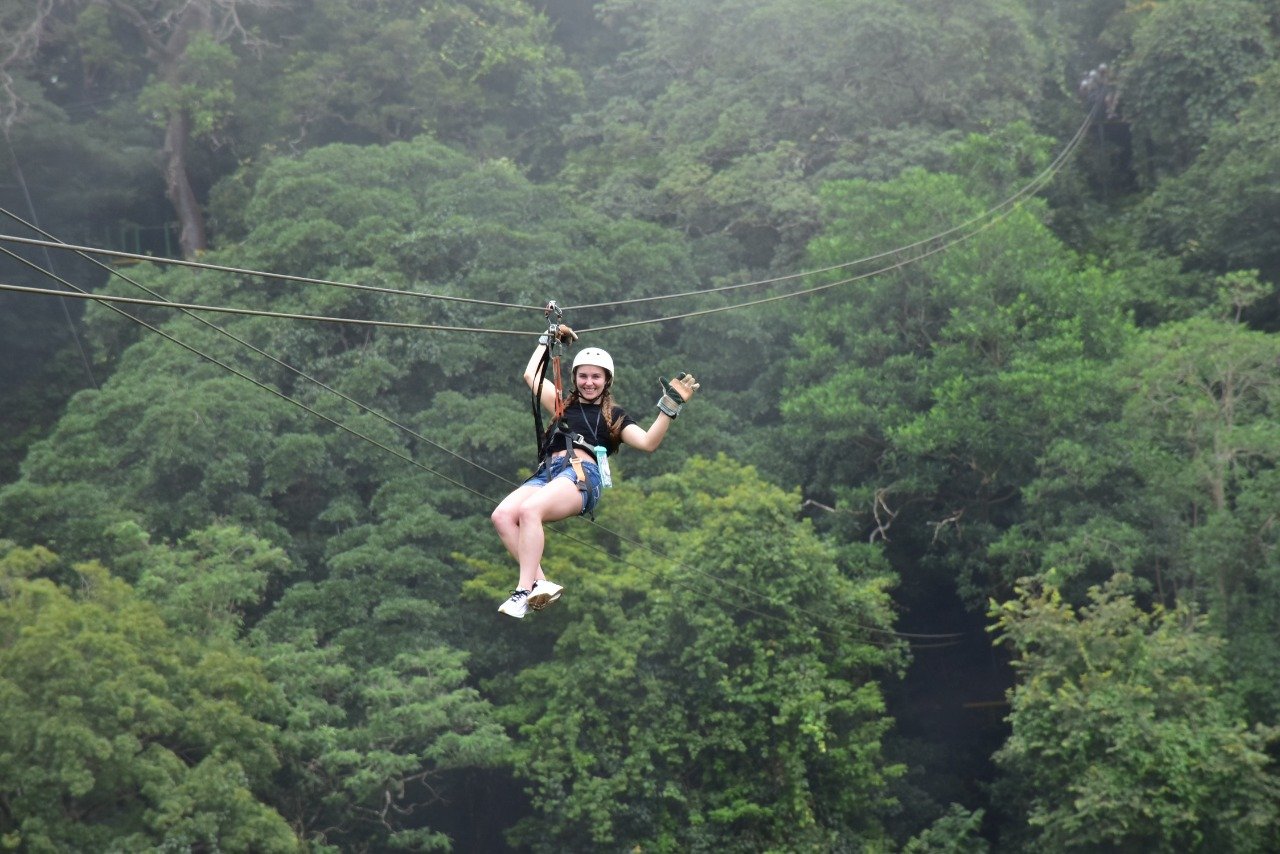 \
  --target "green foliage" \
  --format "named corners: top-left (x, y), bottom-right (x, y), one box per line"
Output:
top-left (0, 544), bottom-right (298, 851)
top-left (1, 358), bottom-right (314, 549)
top-left (561, 0), bottom-right (1047, 263)
top-left (6, 2), bottom-right (1280, 850)
top-left (782, 157), bottom-right (1132, 603)
top-left (501, 456), bottom-right (904, 852)
top-left (129, 523), bottom-right (297, 638)
top-left (136, 33), bottom-right (238, 138)
top-left (992, 312), bottom-right (1280, 716)
top-left (264, 0), bottom-right (584, 157)
top-left (1120, 0), bottom-right (1275, 185)
top-left (246, 472), bottom-right (512, 849)
top-left (1137, 64), bottom-right (1280, 280)
top-left (902, 803), bottom-right (989, 854)
top-left (991, 576), bottom-right (1280, 852)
